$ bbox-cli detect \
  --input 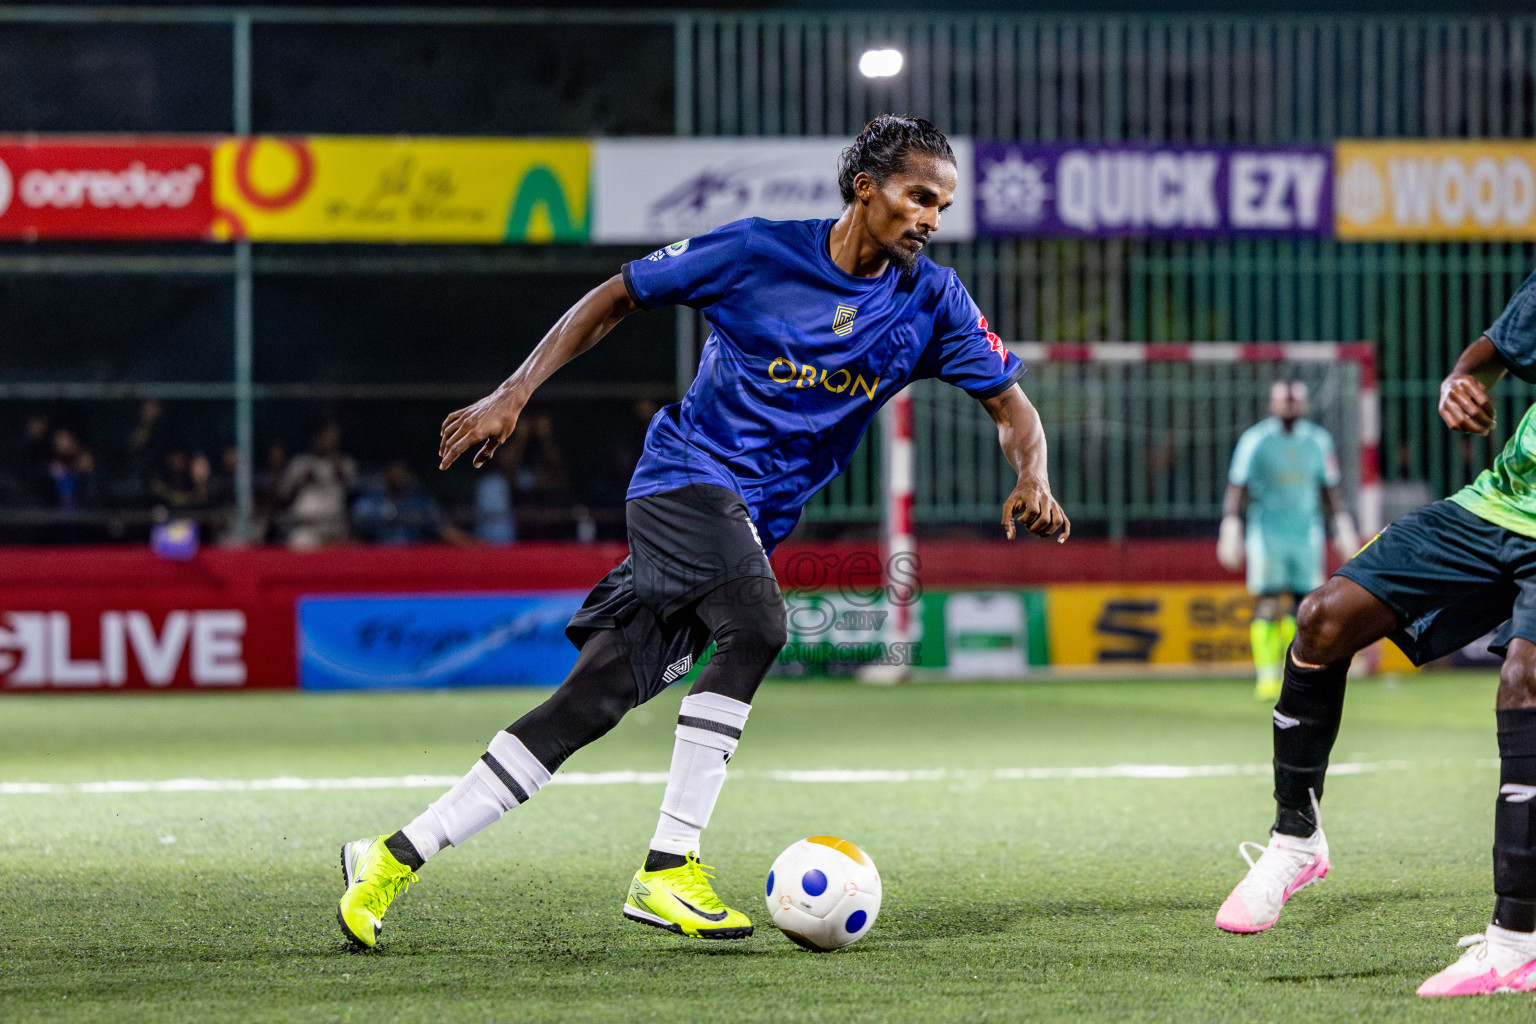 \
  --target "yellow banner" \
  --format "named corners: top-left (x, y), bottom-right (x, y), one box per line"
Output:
top-left (1336, 140), bottom-right (1536, 240)
top-left (211, 137), bottom-right (589, 243)
top-left (1045, 583), bottom-right (1416, 672)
